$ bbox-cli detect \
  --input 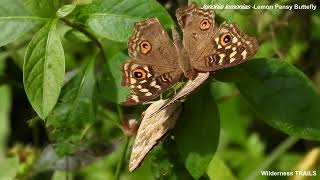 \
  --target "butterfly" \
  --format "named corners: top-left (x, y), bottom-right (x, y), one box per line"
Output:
top-left (121, 2), bottom-right (258, 105)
